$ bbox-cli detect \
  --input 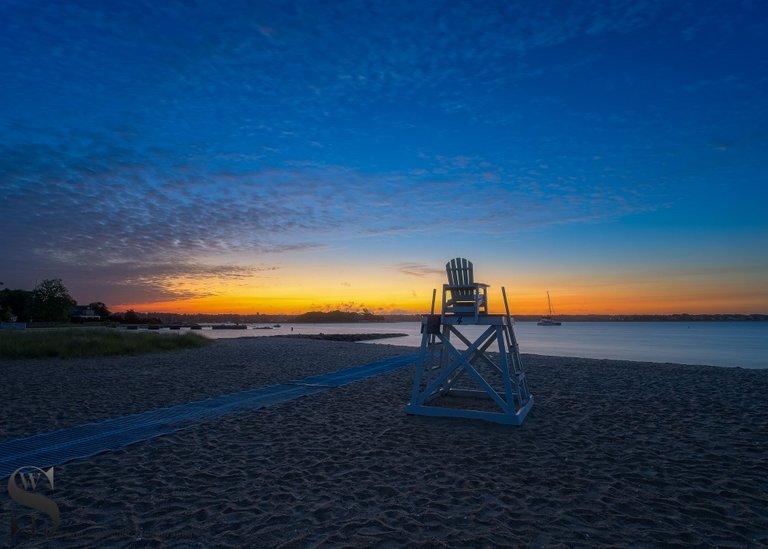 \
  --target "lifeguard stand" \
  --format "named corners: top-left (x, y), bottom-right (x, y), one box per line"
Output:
top-left (406, 258), bottom-right (533, 425)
